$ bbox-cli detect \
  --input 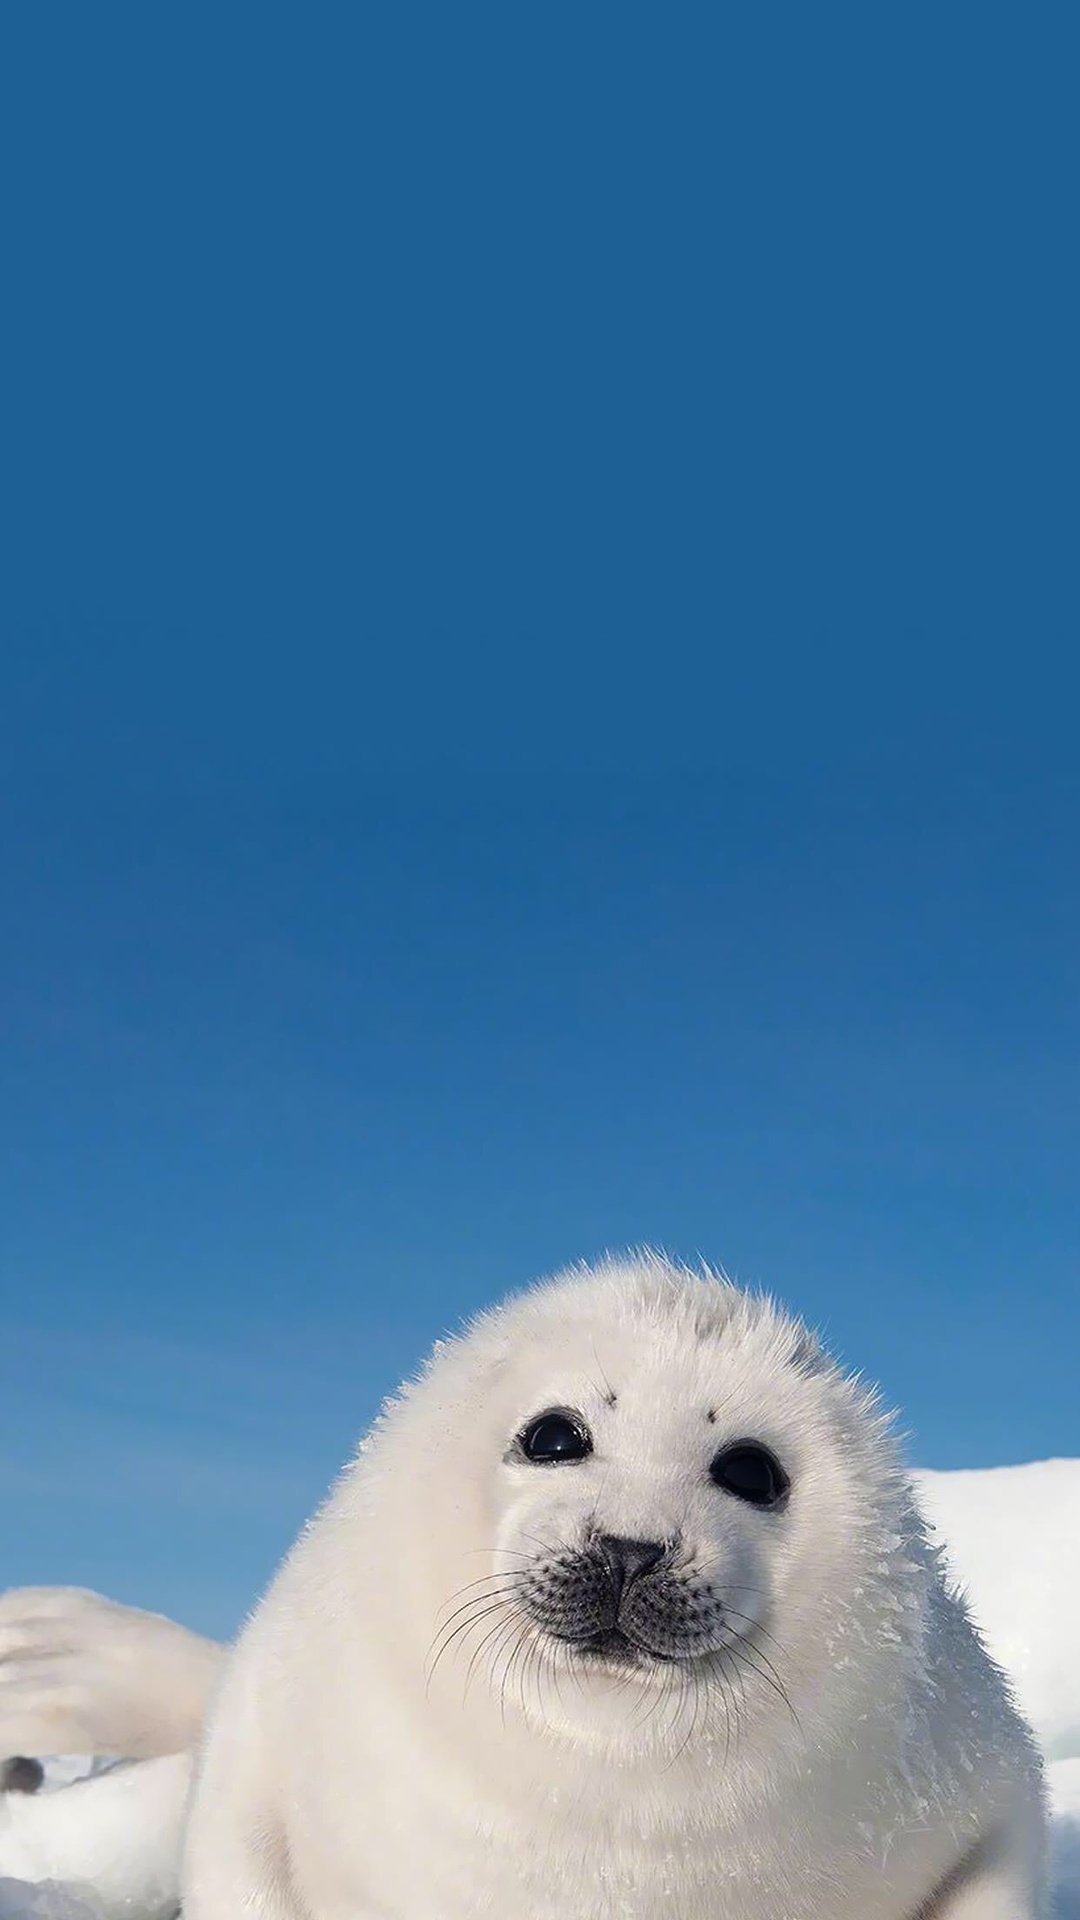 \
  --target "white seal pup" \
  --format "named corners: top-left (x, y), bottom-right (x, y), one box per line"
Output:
top-left (183, 1254), bottom-right (1048, 1919)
